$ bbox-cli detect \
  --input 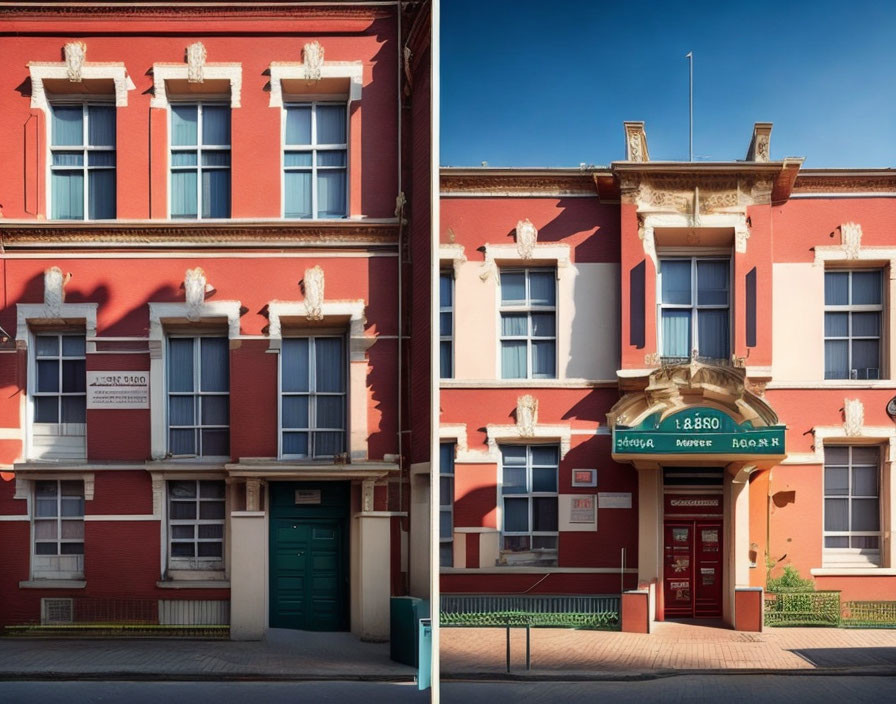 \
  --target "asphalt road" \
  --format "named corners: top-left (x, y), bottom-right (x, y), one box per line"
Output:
top-left (2, 676), bottom-right (895, 704)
